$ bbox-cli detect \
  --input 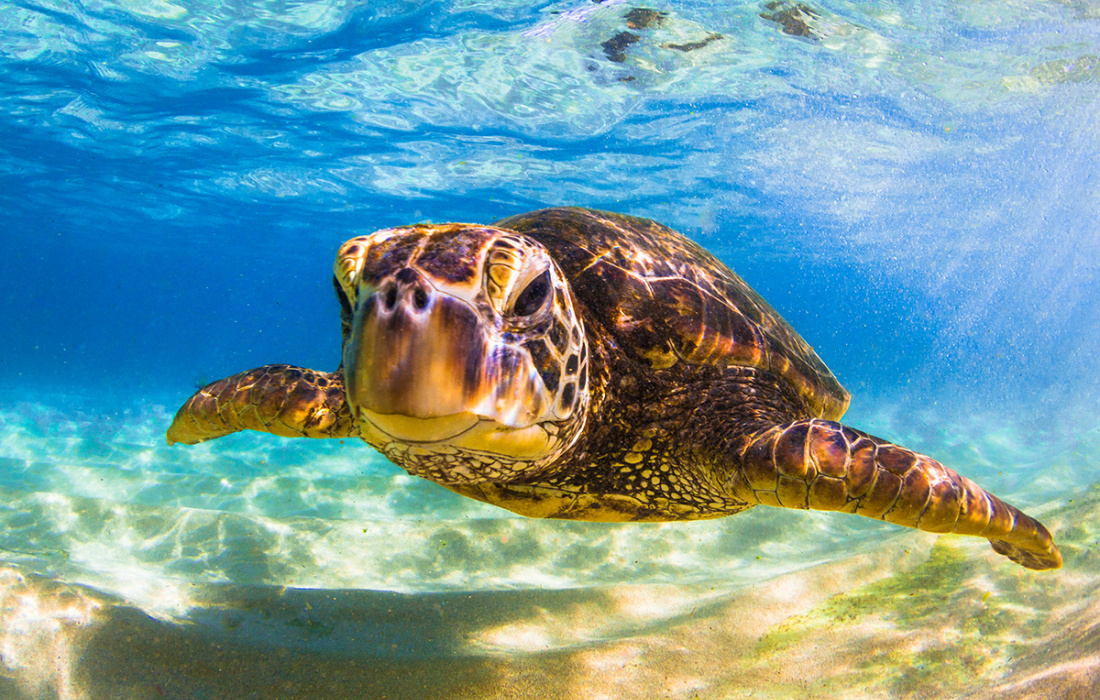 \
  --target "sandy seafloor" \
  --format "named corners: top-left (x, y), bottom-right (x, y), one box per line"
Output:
top-left (1, 391), bottom-right (1098, 699)
top-left (3, 0), bottom-right (1100, 697)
